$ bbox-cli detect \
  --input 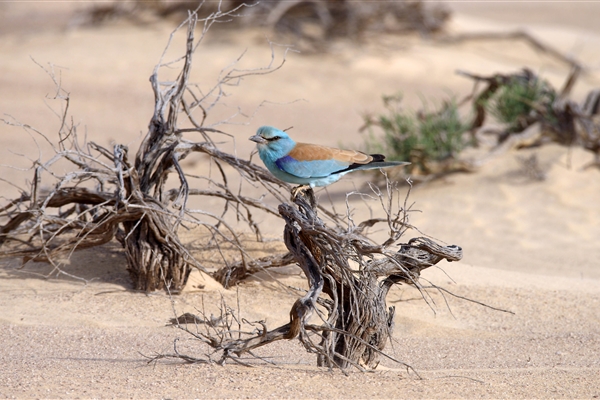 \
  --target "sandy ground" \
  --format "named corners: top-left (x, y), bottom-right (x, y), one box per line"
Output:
top-left (1, 2), bottom-right (600, 399)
